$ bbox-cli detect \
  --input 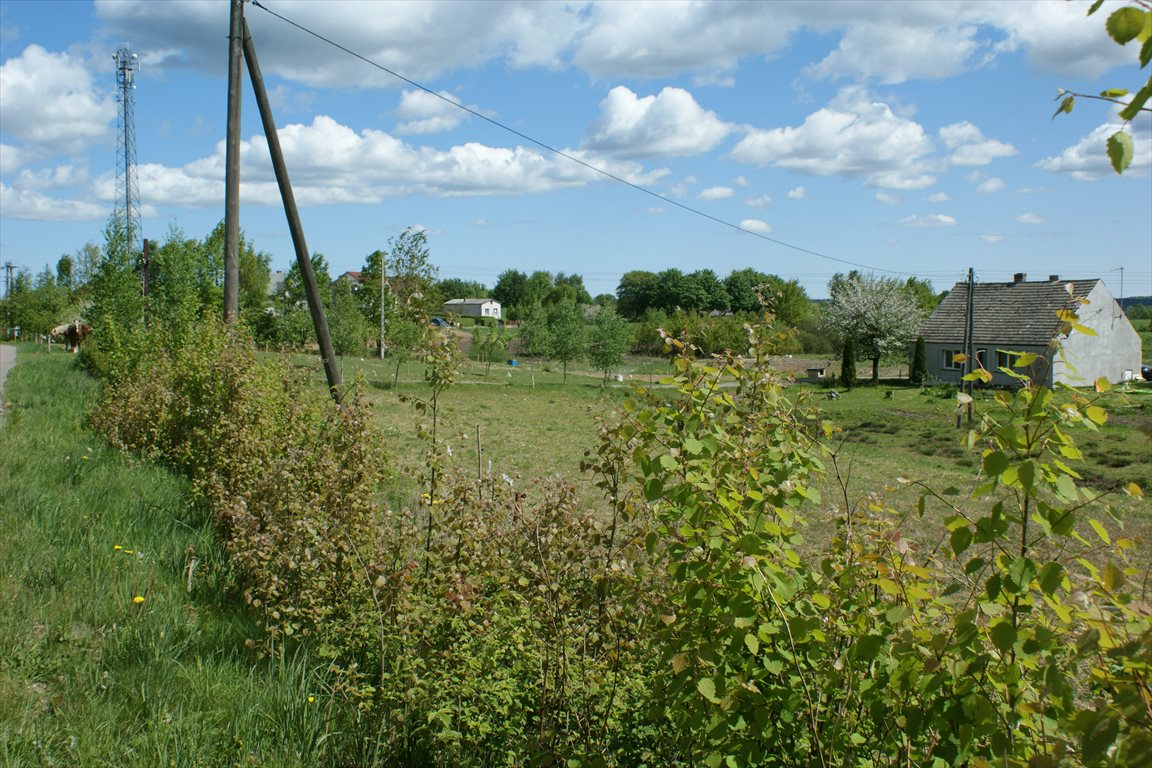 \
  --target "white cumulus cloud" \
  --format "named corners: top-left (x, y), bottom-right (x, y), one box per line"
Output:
top-left (0, 45), bottom-right (115, 156)
top-left (1015, 213), bottom-right (1044, 224)
top-left (1036, 120), bottom-right (1152, 180)
top-left (740, 218), bottom-right (773, 234)
top-left (583, 86), bottom-right (732, 158)
top-left (977, 177), bottom-right (1005, 194)
top-left (898, 213), bottom-right (956, 228)
top-left (0, 182), bottom-right (107, 221)
top-left (698, 186), bottom-right (733, 200)
top-left (395, 89), bottom-right (469, 135)
top-left (939, 121), bottom-right (1017, 166)
top-left (787, 186), bottom-right (805, 199)
top-left (730, 87), bottom-right (936, 189)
